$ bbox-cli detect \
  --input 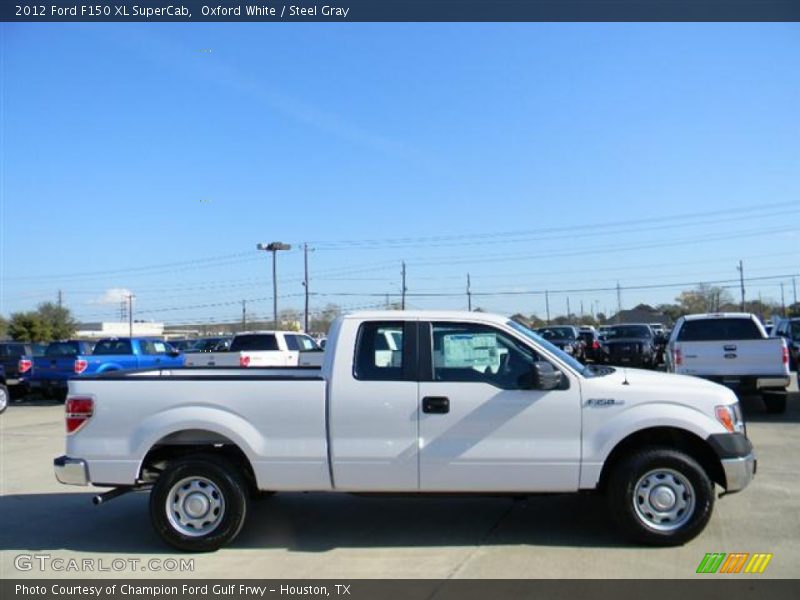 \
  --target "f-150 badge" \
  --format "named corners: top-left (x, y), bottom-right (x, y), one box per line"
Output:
top-left (585, 398), bottom-right (623, 407)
